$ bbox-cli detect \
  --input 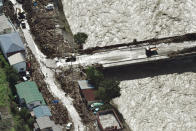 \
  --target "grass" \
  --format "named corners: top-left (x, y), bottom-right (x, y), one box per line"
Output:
top-left (0, 53), bottom-right (31, 131)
